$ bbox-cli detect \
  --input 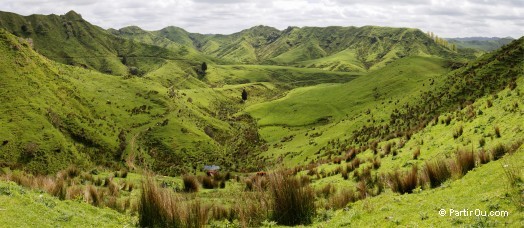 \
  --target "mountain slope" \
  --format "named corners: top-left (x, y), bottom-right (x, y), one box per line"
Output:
top-left (189, 25), bottom-right (466, 71)
top-left (245, 36), bottom-right (523, 167)
top-left (0, 11), bottom-right (181, 76)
